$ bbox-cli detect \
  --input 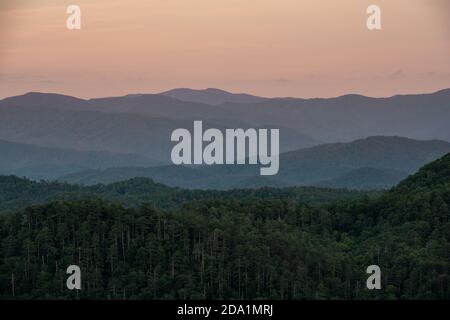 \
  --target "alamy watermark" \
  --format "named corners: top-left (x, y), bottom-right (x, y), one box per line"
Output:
top-left (65, 4), bottom-right (381, 31)
top-left (66, 5), bottom-right (81, 30)
top-left (171, 121), bottom-right (279, 176)
top-left (367, 5), bottom-right (382, 30)
top-left (66, 265), bottom-right (81, 290)
top-left (366, 265), bottom-right (381, 290)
